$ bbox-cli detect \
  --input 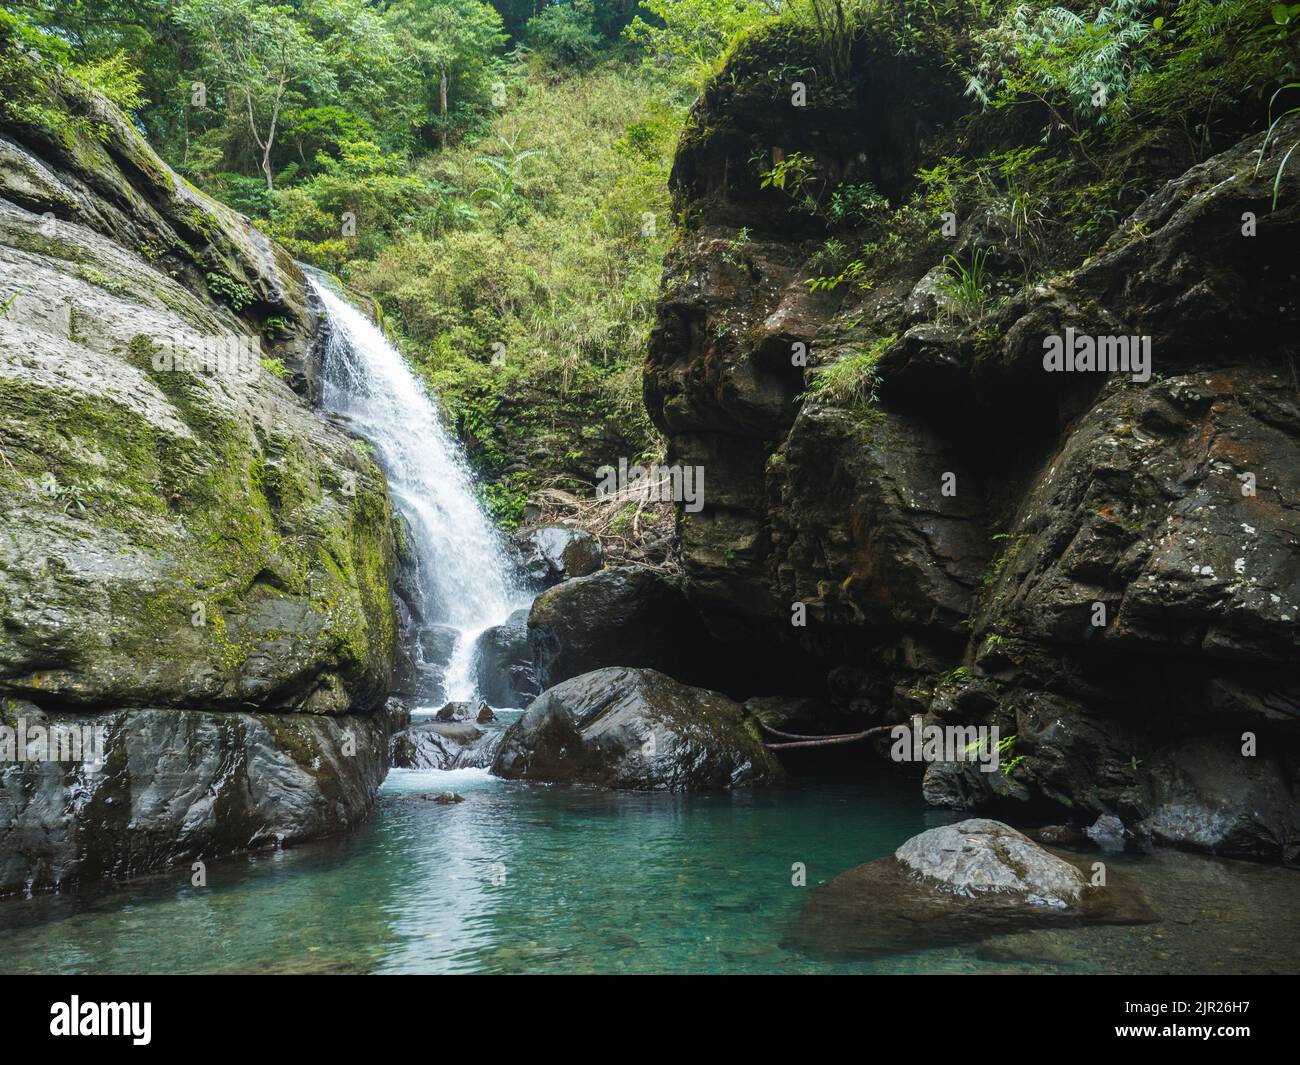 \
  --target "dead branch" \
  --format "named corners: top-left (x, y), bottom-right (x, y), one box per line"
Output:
top-left (759, 720), bottom-right (902, 750)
